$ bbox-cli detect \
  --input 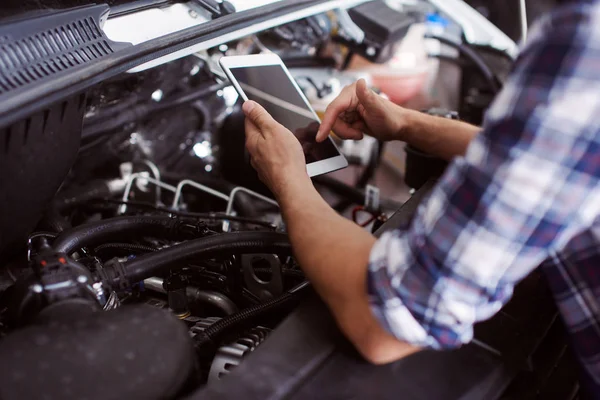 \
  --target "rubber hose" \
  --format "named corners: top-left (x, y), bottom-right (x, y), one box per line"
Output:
top-left (54, 181), bottom-right (112, 212)
top-left (194, 283), bottom-right (308, 354)
top-left (53, 216), bottom-right (179, 254)
top-left (425, 34), bottom-right (500, 94)
top-left (120, 232), bottom-right (292, 285)
top-left (144, 277), bottom-right (239, 316)
top-left (95, 243), bottom-right (158, 256)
